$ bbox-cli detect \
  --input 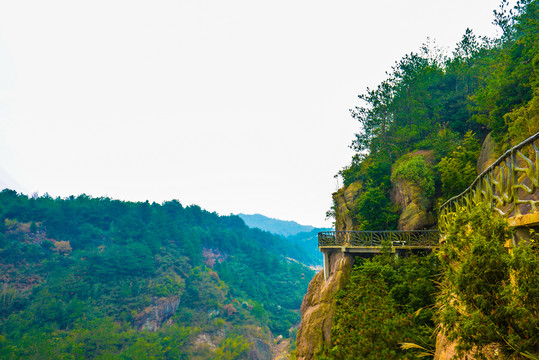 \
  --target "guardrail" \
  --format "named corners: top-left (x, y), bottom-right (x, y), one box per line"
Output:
top-left (318, 230), bottom-right (440, 248)
top-left (438, 131), bottom-right (539, 232)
